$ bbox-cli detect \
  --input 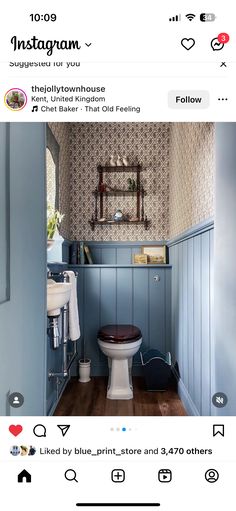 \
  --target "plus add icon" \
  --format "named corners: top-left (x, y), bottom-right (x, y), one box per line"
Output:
top-left (111, 469), bottom-right (125, 483)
